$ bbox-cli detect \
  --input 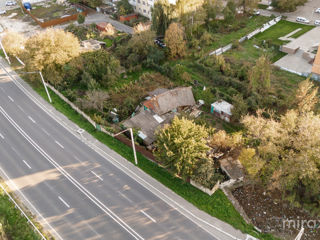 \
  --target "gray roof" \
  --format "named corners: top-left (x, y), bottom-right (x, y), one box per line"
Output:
top-left (143, 87), bottom-right (195, 115)
top-left (123, 111), bottom-right (175, 145)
